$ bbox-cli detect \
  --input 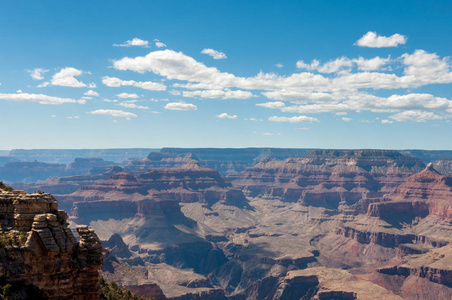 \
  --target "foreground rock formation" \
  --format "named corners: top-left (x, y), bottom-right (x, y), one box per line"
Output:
top-left (0, 182), bottom-right (103, 299)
